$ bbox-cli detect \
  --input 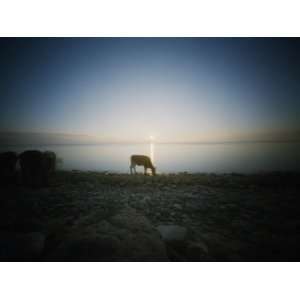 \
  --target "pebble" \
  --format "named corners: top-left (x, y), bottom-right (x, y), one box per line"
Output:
top-left (173, 204), bottom-right (182, 210)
